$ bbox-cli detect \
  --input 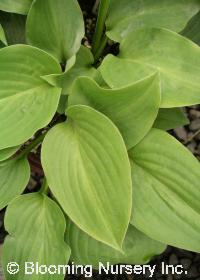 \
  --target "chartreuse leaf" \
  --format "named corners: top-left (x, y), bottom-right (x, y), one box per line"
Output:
top-left (0, 158), bottom-right (30, 210)
top-left (181, 11), bottom-right (200, 45)
top-left (0, 45), bottom-right (61, 149)
top-left (120, 28), bottom-right (200, 108)
top-left (0, 12), bottom-right (26, 45)
top-left (42, 105), bottom-right (132, 250)
top-left (0, 0), bottom-right (32, 15)
top-left (0, 147), bottom-right (19, 161)
top-left (129, 129), bottom-right (200, 252)
top-left (69, 74), bottom-right (160, 149)
top-left (106, 0), bottom-right (200, 42)
top-left (67, 221), bottom-right (166, 268)
top-left (3, 193), bottom-right (70, 280)
top-left (154, 108), bottom-right (189, 130)
top-left (0, 24), bottom-right (6, 45)
top-left (26, 0), bottom-right (84, 62)
top-left (100, 55), bottom-right (156, 88)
